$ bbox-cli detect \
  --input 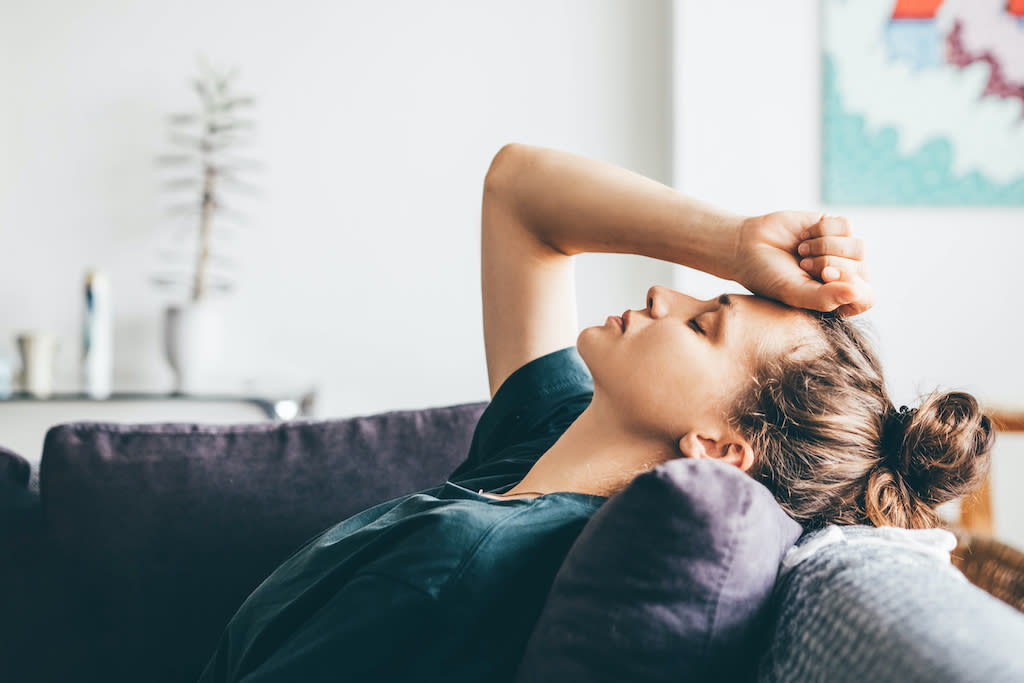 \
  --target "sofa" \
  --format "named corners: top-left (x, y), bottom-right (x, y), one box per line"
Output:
top-left (2, 401), bottom-right (1024, 683)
